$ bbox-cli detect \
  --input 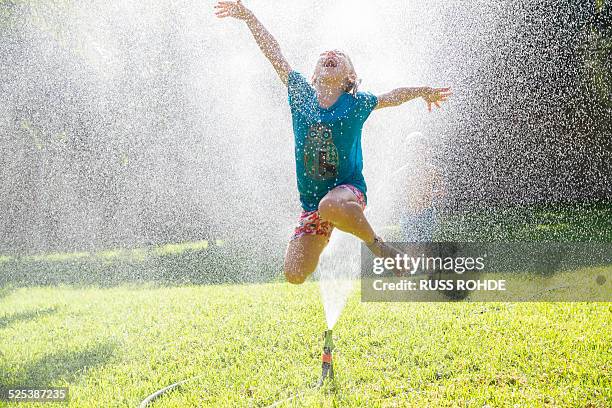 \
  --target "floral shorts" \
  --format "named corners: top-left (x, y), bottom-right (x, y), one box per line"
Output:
top-left (291, 184), bottom-right (367, 242)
